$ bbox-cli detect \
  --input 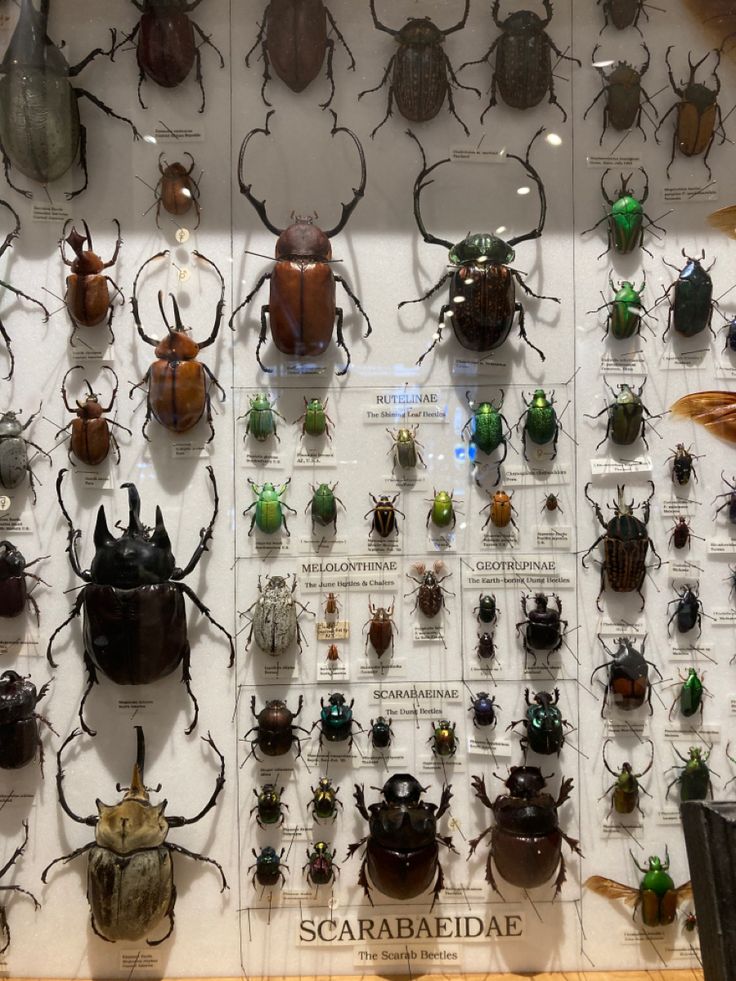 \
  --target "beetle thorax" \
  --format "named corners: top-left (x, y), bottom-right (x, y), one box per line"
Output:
top-left (504, 10), bottom-right (545, 31)
top-left (0, 413), bottom-right (22, 437)
top-left (77, 397), bottom-right (103, 420)
top-left (155, 331), bottom-right (200, 361)
top-left (684, 81), bottom-right (716, 109)
top-left (96, 798), bottom-right (168, 852)
top-left (398, 18), bottom-right (443, 45)
top-left (449, 234), bottom-right (514, 266)
top-left (73, 251), bottom-right (104, 276)
top-left (276, 222), bottom-right (331, 261)
top-left (0, 541), bottom-right (25, 577)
